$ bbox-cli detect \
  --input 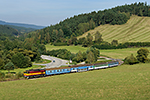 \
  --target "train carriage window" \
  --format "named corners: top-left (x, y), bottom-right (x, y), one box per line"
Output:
top-left (67, 69), bottom-right (70, 71)
top-left (50, 71), bottom-right (52, 73)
